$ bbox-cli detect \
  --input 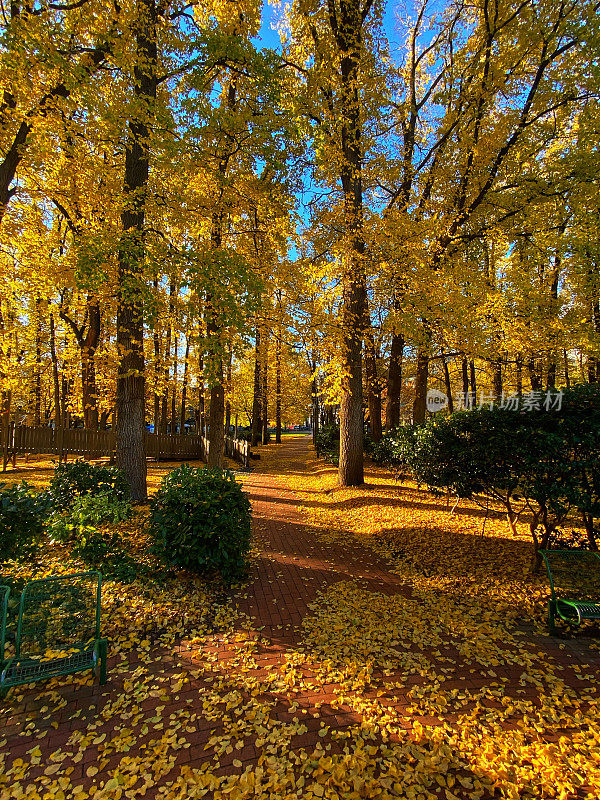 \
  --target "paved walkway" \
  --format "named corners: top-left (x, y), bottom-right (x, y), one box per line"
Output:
top-left (1, 436), bottom-right (598, 799)
top-left (235, 436), bottom-right (407, 647)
